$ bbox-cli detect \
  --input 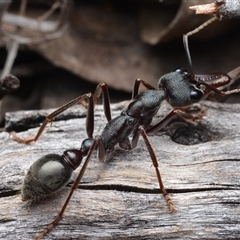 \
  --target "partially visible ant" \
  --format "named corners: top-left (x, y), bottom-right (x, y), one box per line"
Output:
top-left (10, 18), bottom-right (240, 240)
